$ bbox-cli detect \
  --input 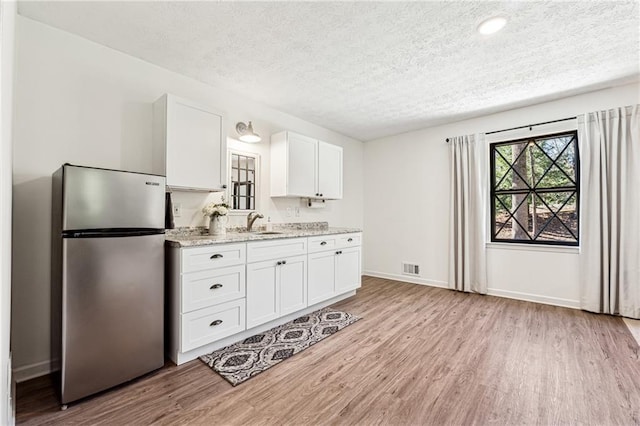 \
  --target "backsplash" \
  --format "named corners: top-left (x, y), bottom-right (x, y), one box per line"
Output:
top-left (273, 221), bottom-right (329, 231)
top-left (166, 221), bottom-right (330, 237)
top-left (170, 190), bottom-right (334, 229)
